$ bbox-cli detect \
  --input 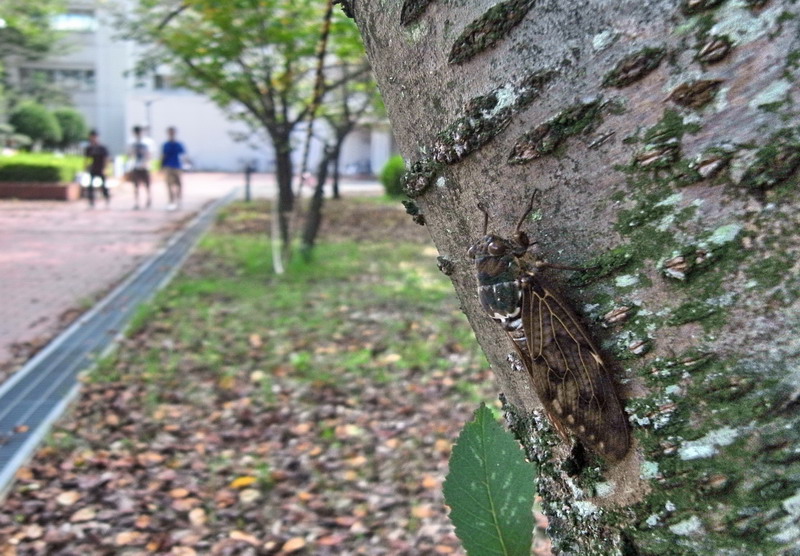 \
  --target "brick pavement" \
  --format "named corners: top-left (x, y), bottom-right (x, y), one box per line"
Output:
top-left (0, 172), bottom-right (245, 381)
